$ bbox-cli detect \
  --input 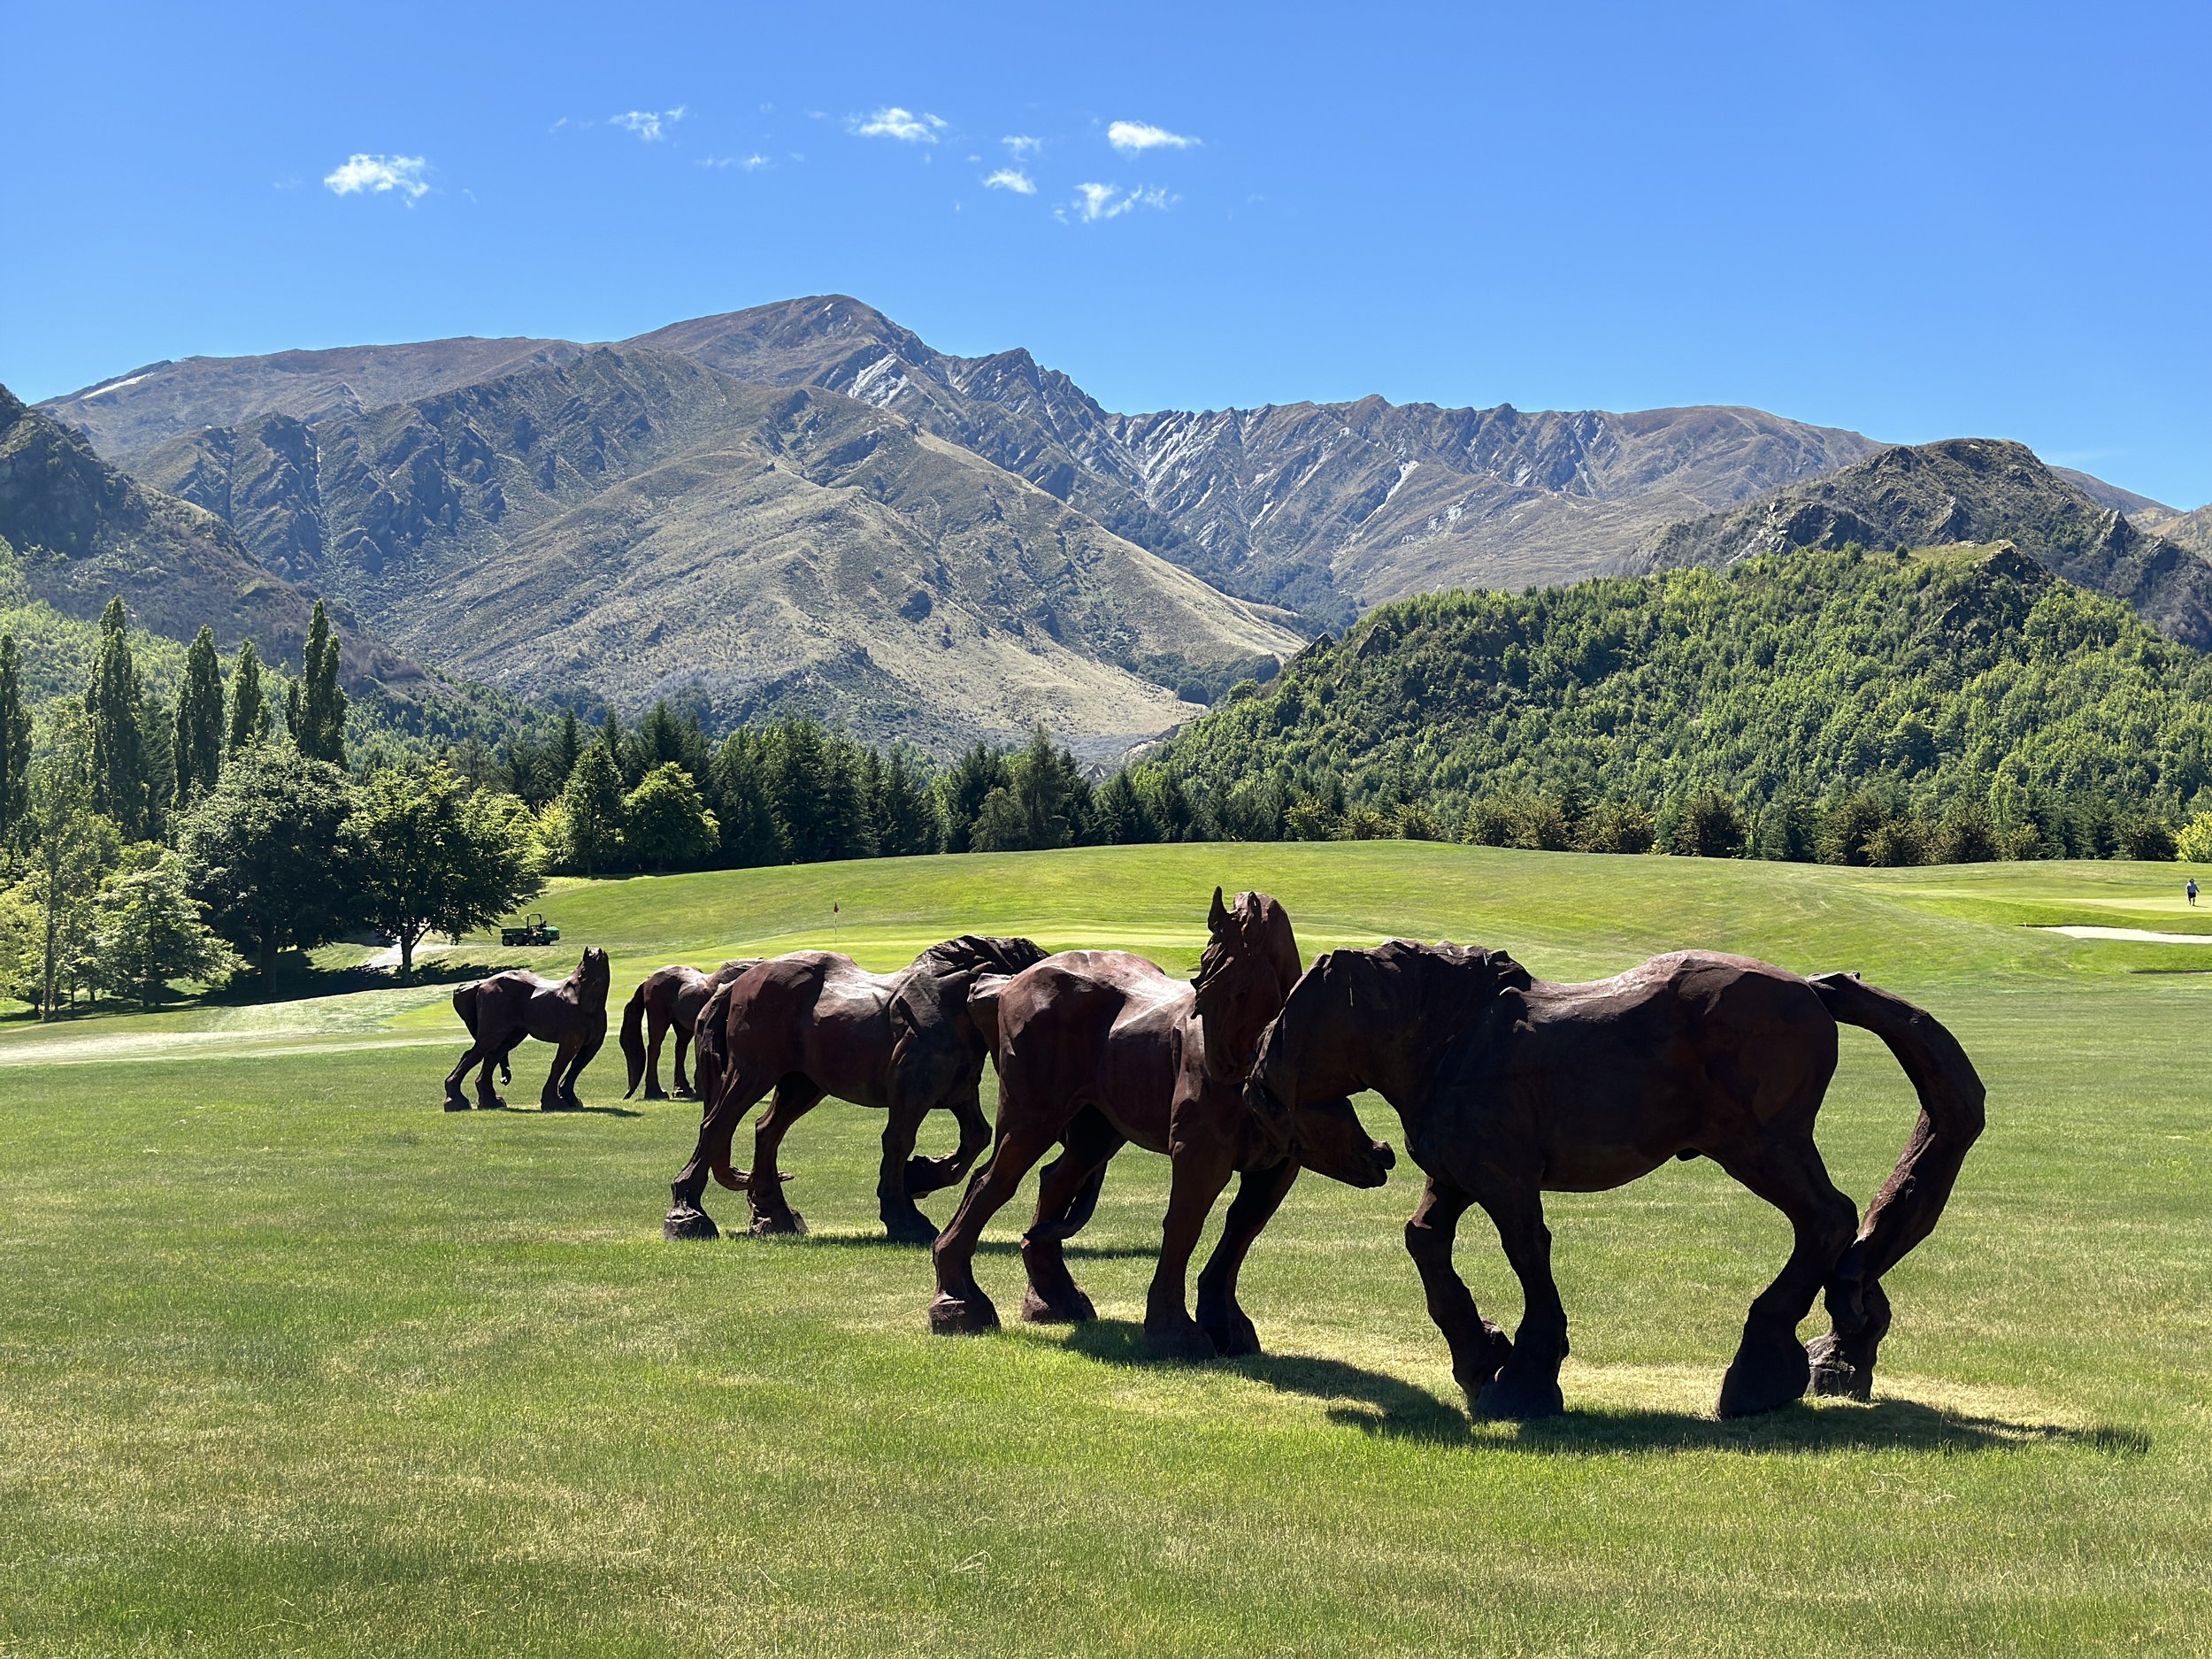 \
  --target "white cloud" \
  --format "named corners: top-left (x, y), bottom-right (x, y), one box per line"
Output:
top-left (853, 106), bottom-right (947, 142)
top-left (323, 154), bottom-right (431, 201)
top-left (611, 106), bottom-right (687, 142)
top-left (1107, 119), bottom-right (1198, 154)
top-left (1002, 134), bottom-right (1042, 159)
top-left (983, 167), bottom-right (1036, 195)
top-left (1071, 181), bottom-right (1175, 222)
top-left (698, 154), bottom-right (770, 171)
